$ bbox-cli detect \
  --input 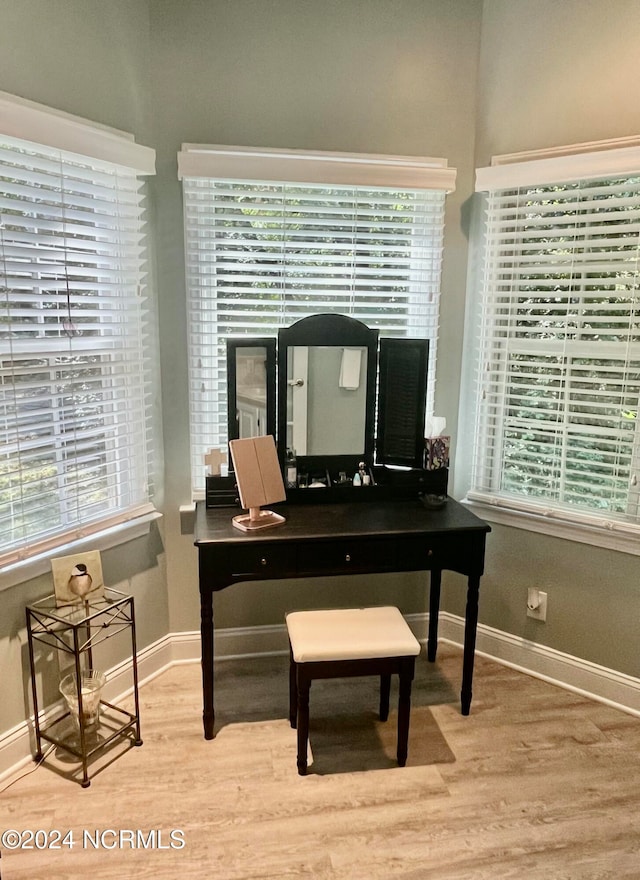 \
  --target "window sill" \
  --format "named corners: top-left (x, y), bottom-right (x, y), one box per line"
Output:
top-left (0, 511), bottom-right (162, 592)
top-left (462, 498), bottom-right (640, 557)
